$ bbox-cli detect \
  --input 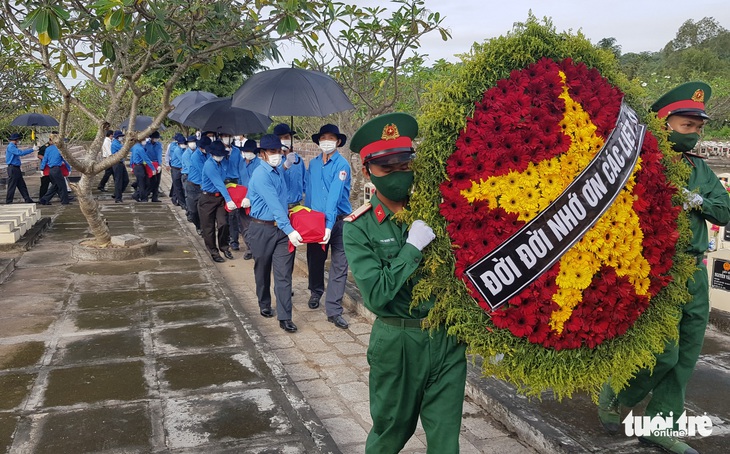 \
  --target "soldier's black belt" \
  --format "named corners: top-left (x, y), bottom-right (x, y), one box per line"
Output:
top-left (251, 217), bottom-right (276, 226)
